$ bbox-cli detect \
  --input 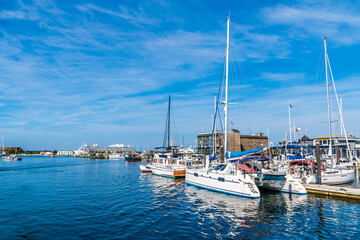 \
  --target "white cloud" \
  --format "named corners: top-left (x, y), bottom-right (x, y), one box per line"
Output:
top-left (261, 3), bottom-right (360, 45)
top-left (259, 72), bottom-right (306, 82)
top-left (0, 10), bottom-right (39, 20)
